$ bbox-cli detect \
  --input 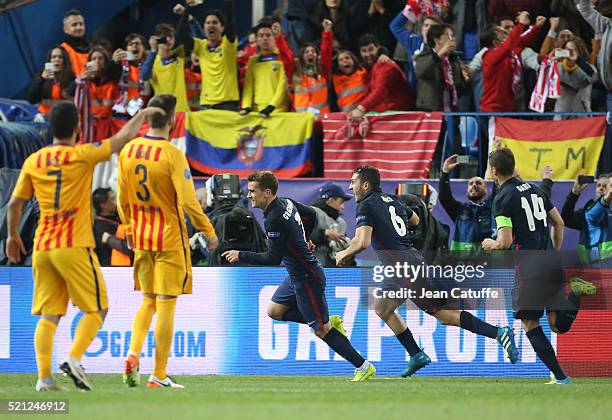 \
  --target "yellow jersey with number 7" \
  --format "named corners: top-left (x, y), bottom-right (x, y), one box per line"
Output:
top-left (12, 141), bottom-right (112, 250)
